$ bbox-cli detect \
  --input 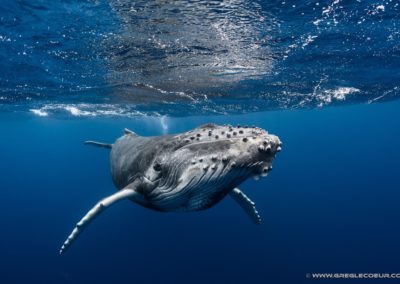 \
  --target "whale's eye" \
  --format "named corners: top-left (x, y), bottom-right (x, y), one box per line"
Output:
top-left (153, 163), bottom-right (162, 171)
